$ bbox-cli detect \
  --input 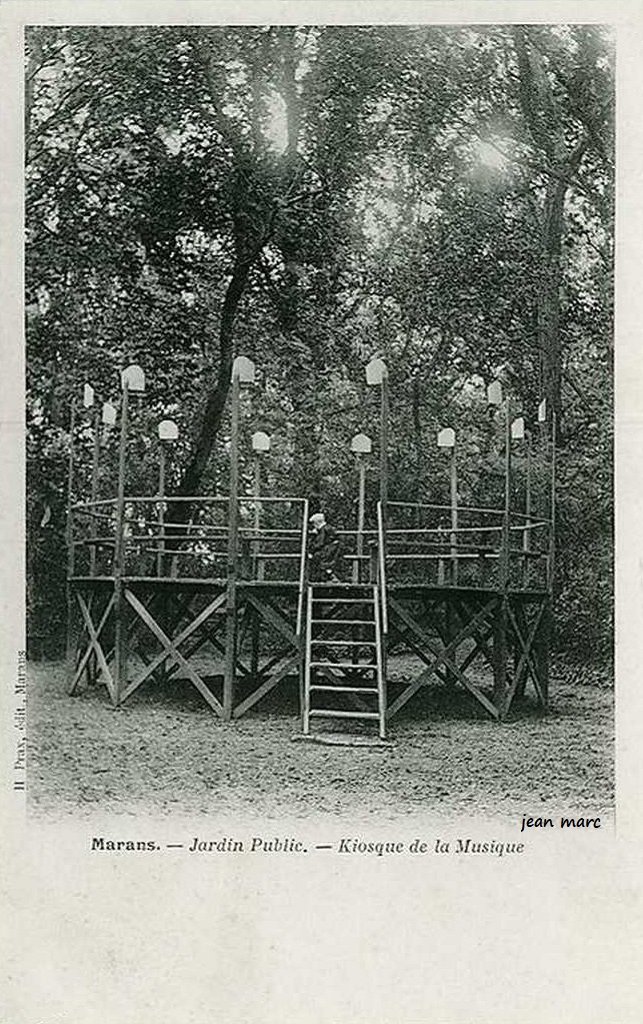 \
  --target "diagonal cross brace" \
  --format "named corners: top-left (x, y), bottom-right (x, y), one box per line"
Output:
top-left (388, 618), bottom-right (449, 684)
top-left (507, 601), bottom-right (547, 709)
top-left (453, 598), bottom-right (496, 671)
top-left (69, 591), bottom-right (115, 694)
top-left (120, 589), bottom-right (226, 701)
top-left (233, 652), bottom-right (301, 718)
top-left (387, 597), bottom-right (500, 719)
top-left (74, 591), bottom-right (117, 702)
top-left (246, 593), bottom-right (297, 646)
top-left (123, 588), bottom-right (224, 713)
